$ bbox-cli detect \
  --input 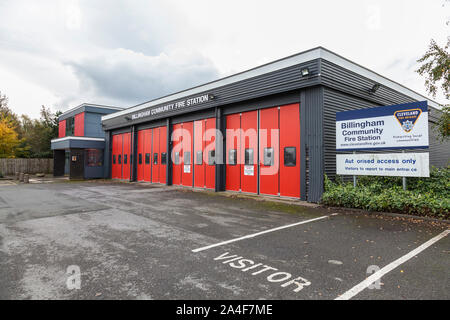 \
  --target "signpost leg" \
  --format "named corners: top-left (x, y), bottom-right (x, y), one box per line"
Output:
top-left (353, 151), bottom-right (357, 188)
top-left (402, 150), bottom-right (406, 191)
